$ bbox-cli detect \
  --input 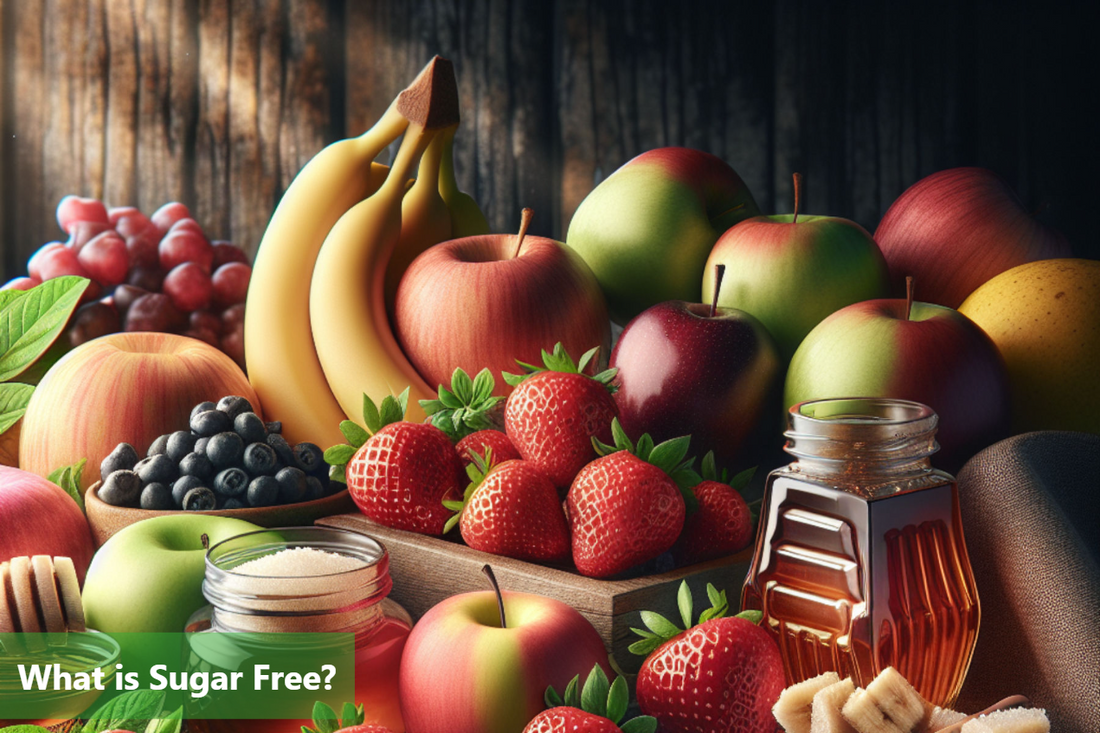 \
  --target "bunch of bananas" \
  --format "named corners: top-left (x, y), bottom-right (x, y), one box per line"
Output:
top-left (244, 57), bottom-right (488, 447)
